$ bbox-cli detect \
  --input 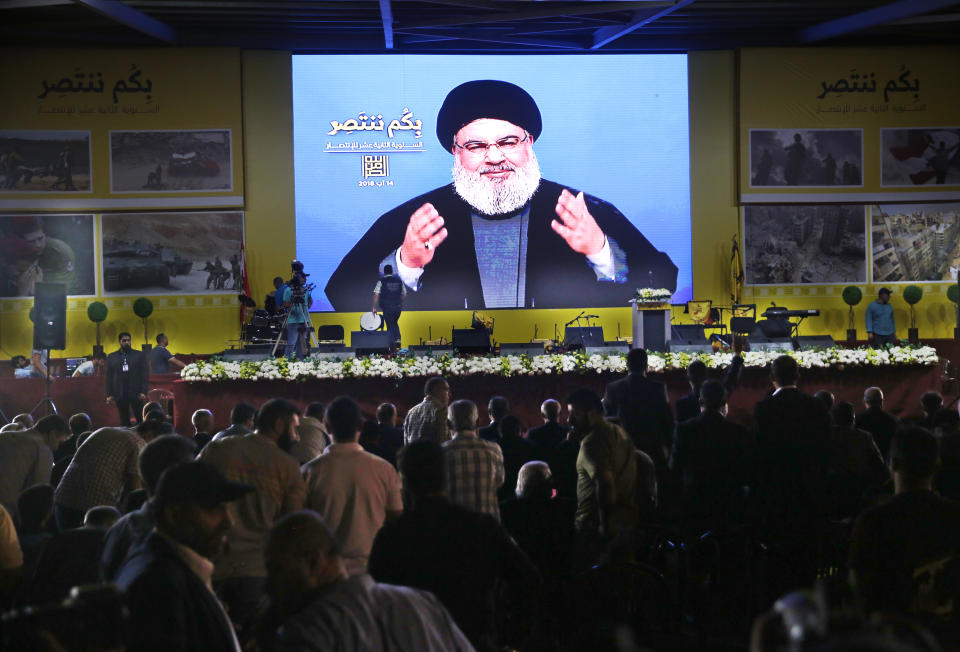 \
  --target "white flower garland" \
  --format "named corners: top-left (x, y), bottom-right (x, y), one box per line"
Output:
top-left (180, 345), bottom-right (940, 382)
